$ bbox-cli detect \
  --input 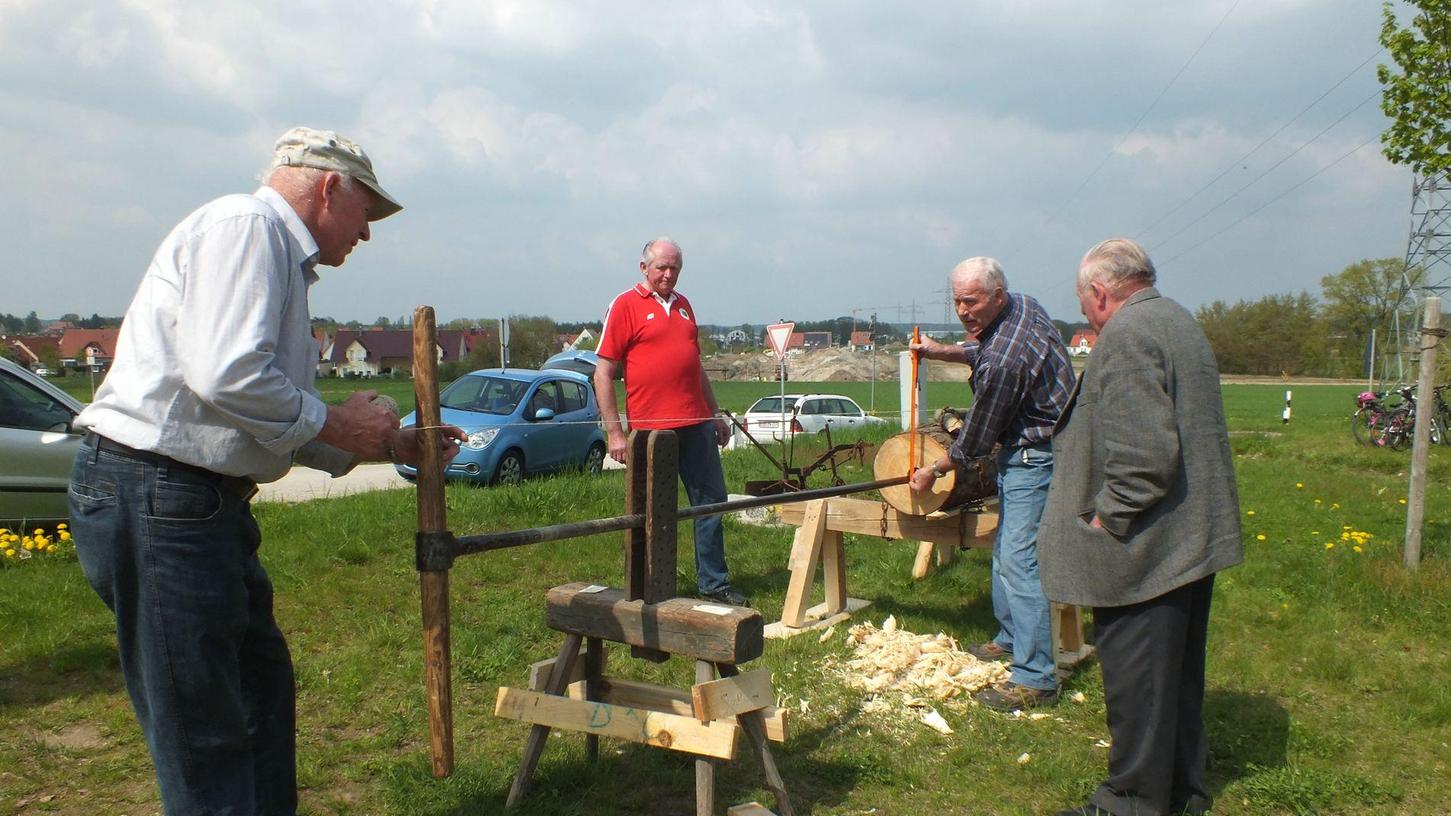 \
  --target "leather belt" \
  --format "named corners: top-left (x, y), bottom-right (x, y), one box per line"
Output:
top-left (86, 432), bottom-right (259, 502)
